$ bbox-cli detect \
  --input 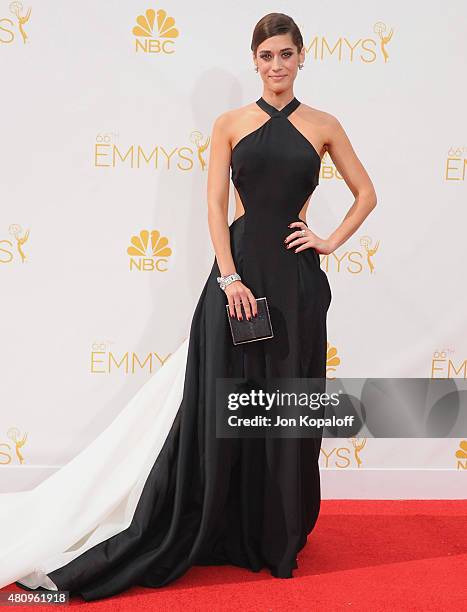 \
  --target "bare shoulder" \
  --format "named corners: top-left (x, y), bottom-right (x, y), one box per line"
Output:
top-left (299, 103), bottom-right (341, 130)
top-left (213, 102), bottom-right (257, 130)
top-left (227, 100), bottom-right (260, 119)
top-left (213, 102), bottom-right (263, 149)
top-left (299, 103), bottom-right (348, 151)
